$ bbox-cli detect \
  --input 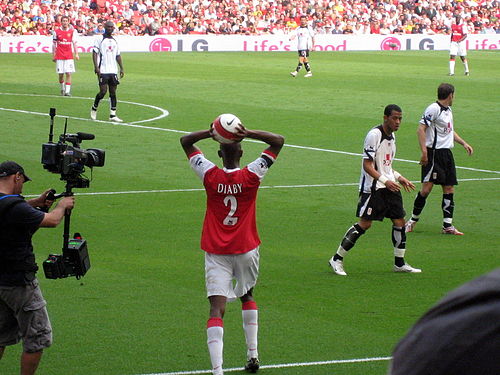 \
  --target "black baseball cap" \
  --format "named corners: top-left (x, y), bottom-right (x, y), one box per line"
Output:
top-left (0, 161), bottom-right (31, 181)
